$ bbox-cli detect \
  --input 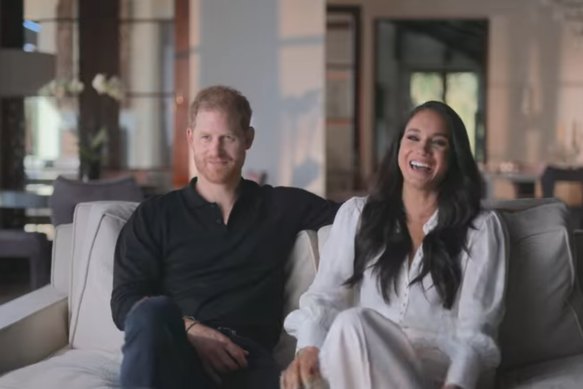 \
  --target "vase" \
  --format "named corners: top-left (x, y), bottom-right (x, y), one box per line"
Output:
top-left (79, 159), bottom-right (101, 181)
